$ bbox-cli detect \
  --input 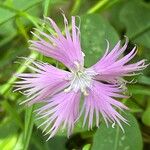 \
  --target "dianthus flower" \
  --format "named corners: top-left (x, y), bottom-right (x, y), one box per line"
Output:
top-left (15, 15), bottom-right (147, 140)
